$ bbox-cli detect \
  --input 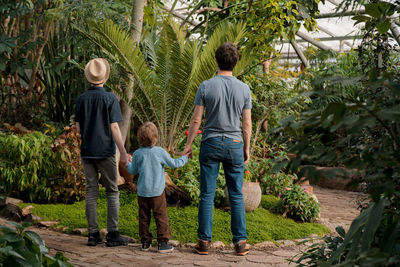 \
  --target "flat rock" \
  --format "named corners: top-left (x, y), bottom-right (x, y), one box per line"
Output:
top-left (277, 240), bottom-right (296, 247)
top-left (253, 241), bottom-right (276, 248)
top-left (247, 254), bottom-right (284, 264)
top-left (272, 250), bottom-right (298, 258)
top-left (183, 243), bottom-right (196, 248)
top-left (21, 205), bottom-right (34, 216)
top-left (23, 214), bottom-right (42, 223)
top-left (72, 228), bottom-right (87, 235)
top-left (38, 221), bottom-right (59, 227)
top-left (169, 240), bottom-right (180, 247)
top-left (4, 203), bottom-right (22, 221)
top-left (210, 241), bottom-right (225, 249)
top-left (0, 197), bottom-right (23, 208)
